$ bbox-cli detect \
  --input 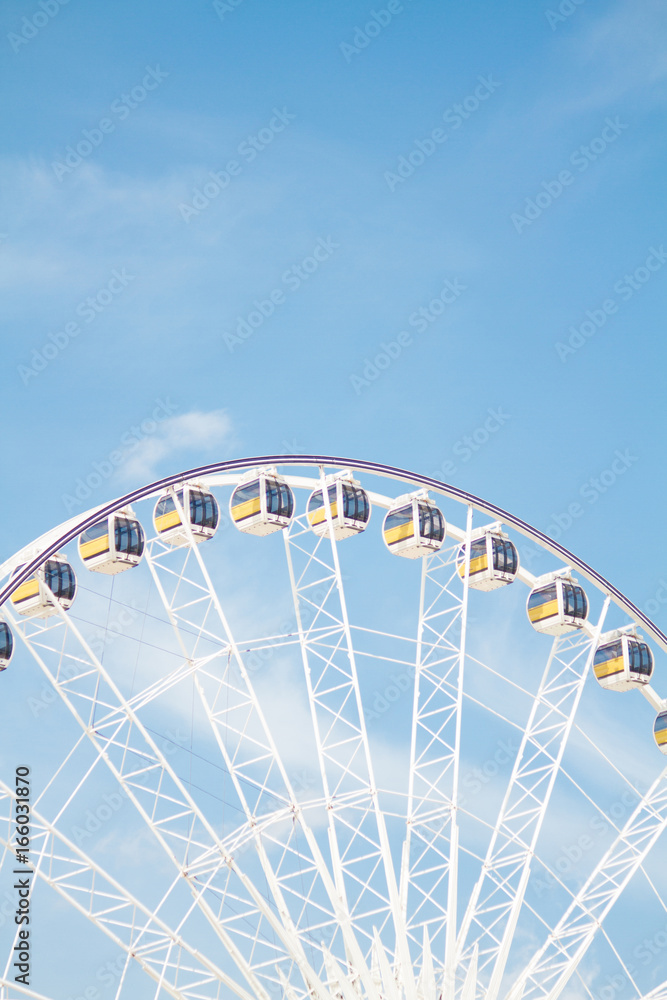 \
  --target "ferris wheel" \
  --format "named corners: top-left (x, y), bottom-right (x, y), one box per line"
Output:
top-left (1, 455), bottom-right (667, 1000)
